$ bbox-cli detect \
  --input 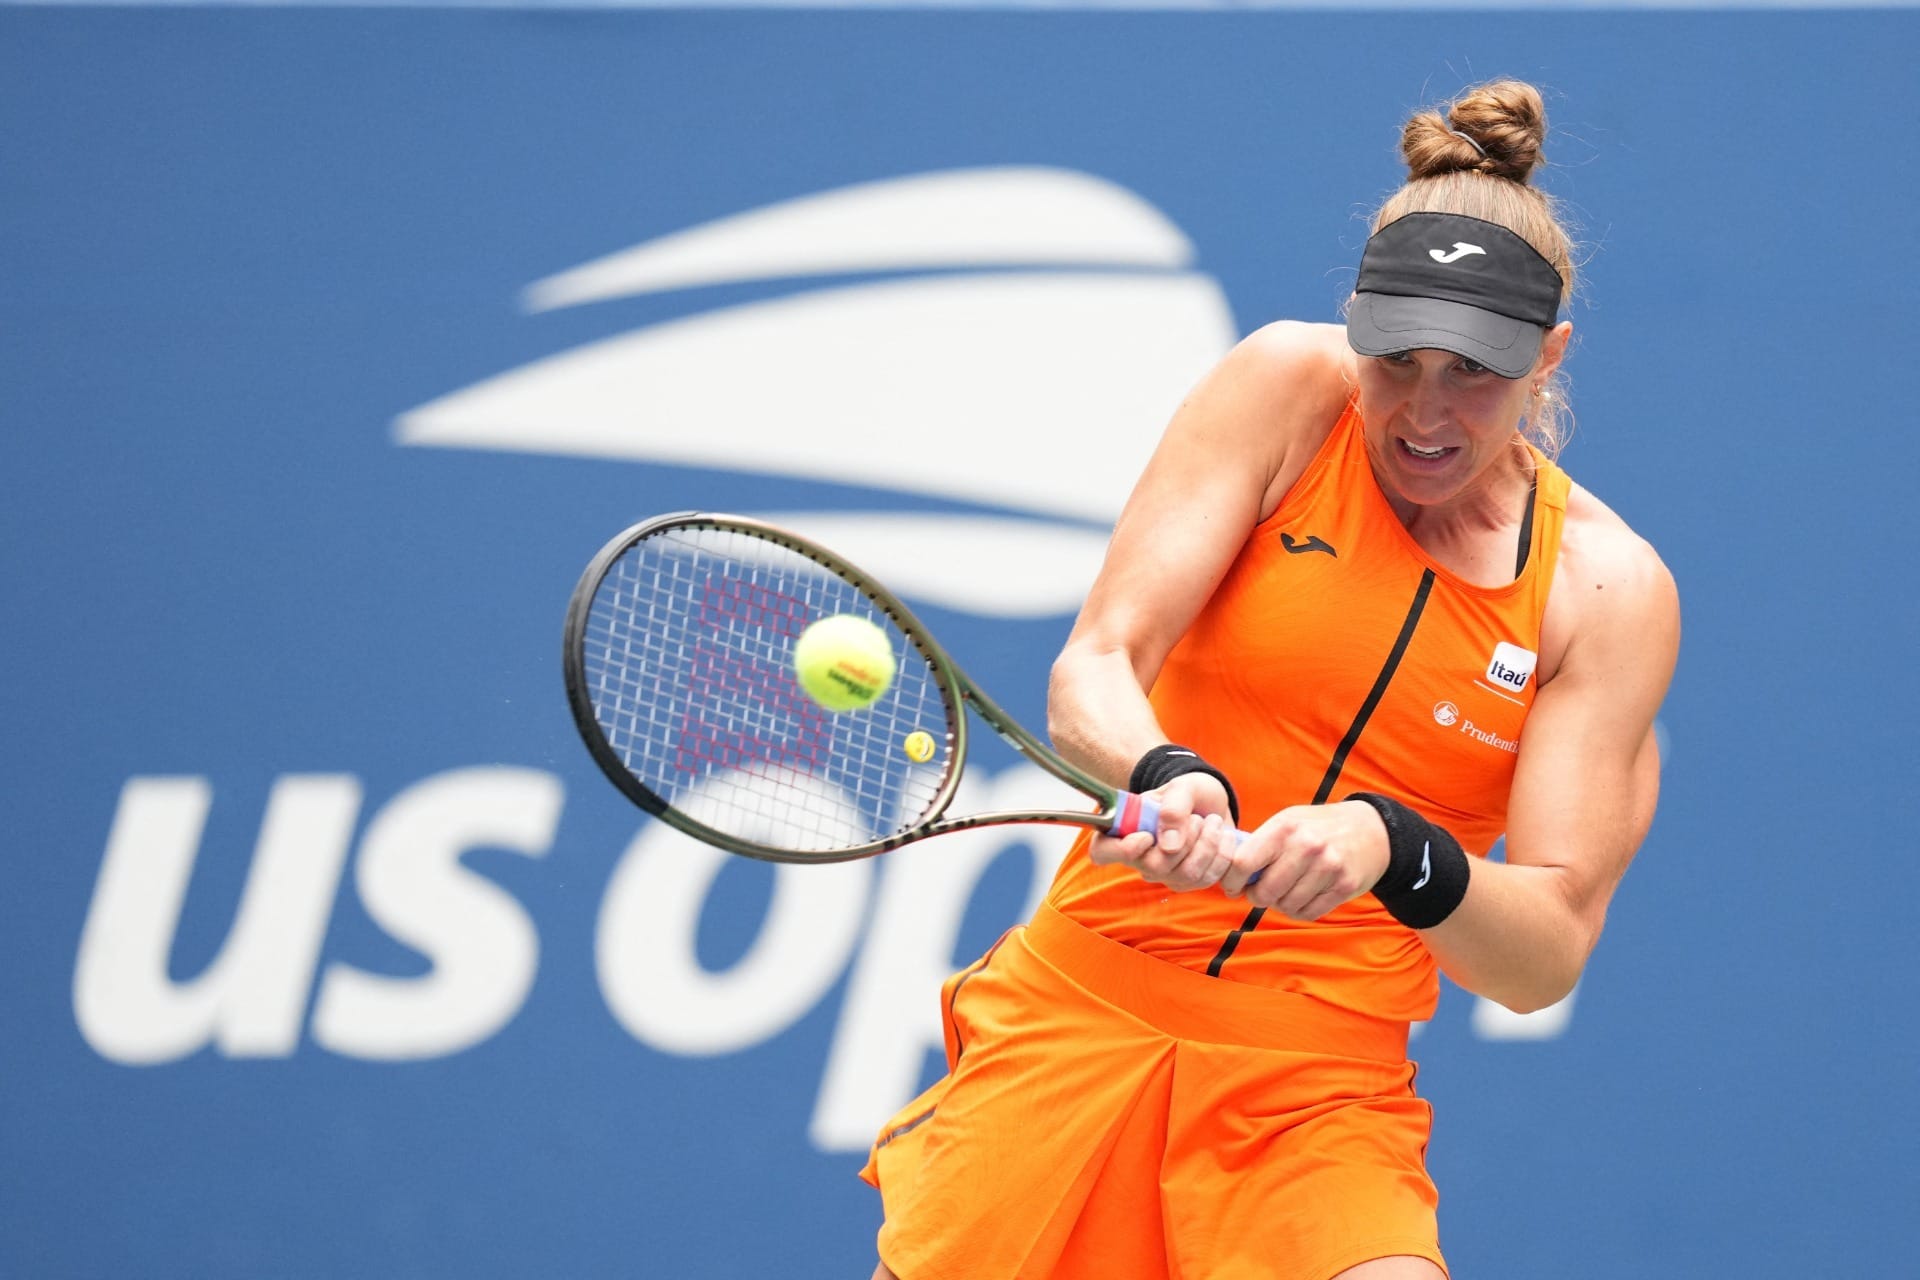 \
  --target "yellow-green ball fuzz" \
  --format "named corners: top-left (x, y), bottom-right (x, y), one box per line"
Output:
top-left (794, 615), bottom-right (896, 712)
